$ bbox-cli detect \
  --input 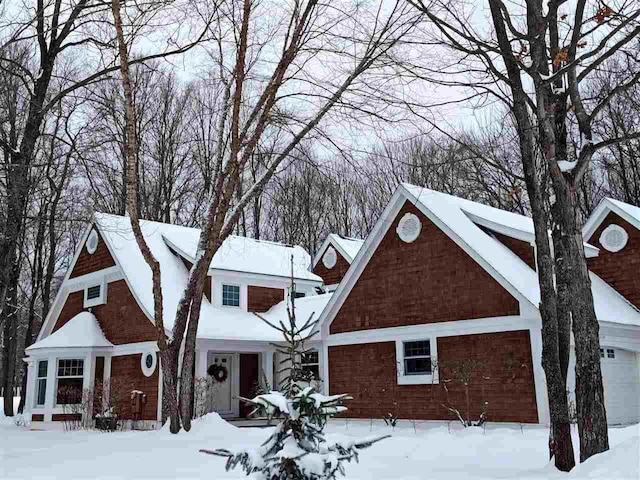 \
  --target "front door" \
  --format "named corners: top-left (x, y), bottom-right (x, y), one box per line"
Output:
top-left (207, 352), bottom-right (233, 416)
